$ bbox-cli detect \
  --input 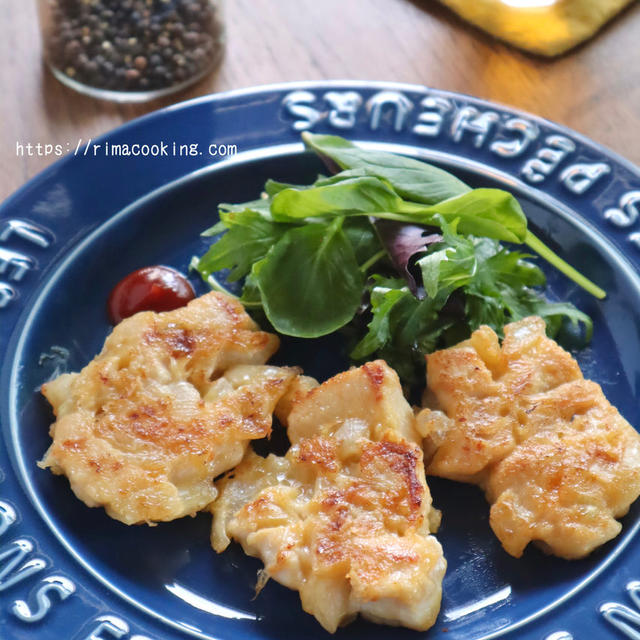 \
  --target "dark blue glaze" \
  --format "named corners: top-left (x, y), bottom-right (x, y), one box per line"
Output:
top-left (1, 83), bottom-right (639, 640)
